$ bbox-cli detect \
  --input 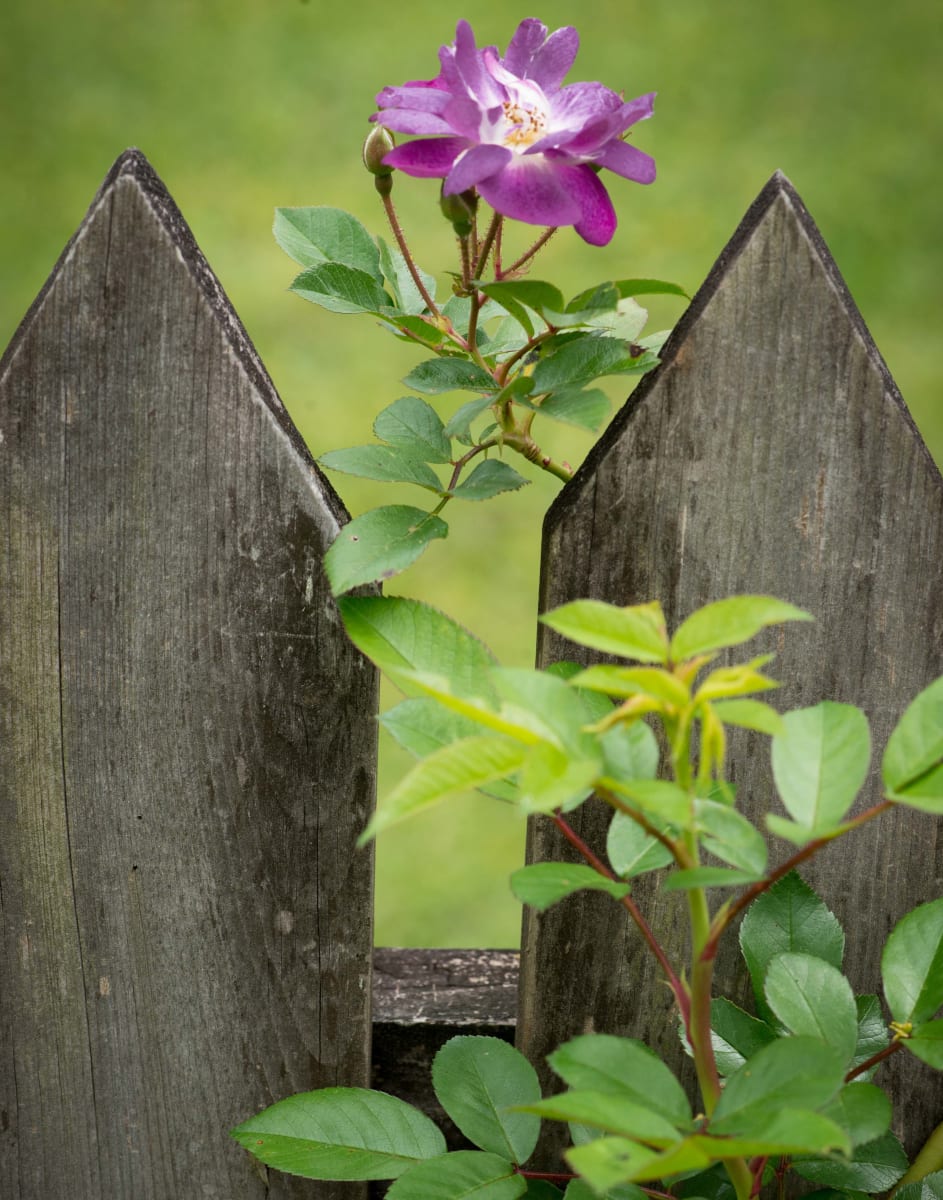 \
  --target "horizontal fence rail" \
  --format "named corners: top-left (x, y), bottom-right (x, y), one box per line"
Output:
top-left (2, 151), bottom-right (941, 1195)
